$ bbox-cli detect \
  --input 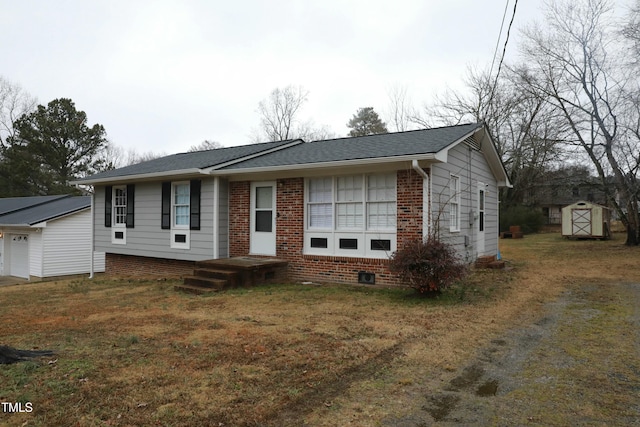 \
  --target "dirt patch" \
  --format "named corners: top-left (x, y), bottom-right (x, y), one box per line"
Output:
top-left (384, 280), bottom-right (640, 426)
